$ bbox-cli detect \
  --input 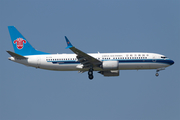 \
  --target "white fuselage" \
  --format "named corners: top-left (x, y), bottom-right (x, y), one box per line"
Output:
top-left (8, 52), bottom-right (173, 71)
